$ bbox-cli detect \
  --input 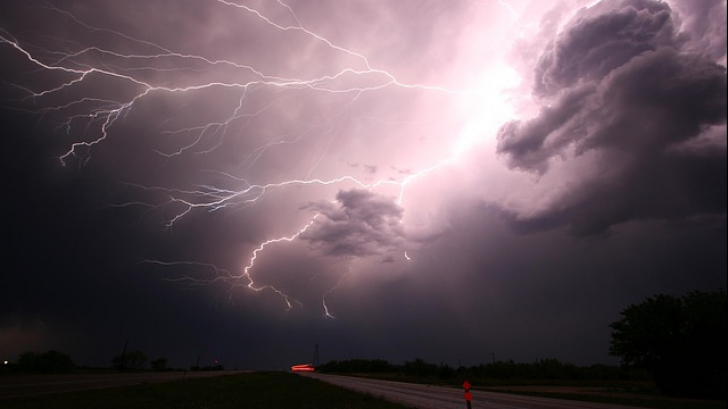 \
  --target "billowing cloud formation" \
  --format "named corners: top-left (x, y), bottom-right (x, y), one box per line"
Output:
top-left (534, 0), bottom-right (679, 97)
top-left (300, 189), bottom-right (405, 257)
top-left (669, 0), bottom-right (728, 61)
top-left (496, 0), bottom-right (727, 235)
